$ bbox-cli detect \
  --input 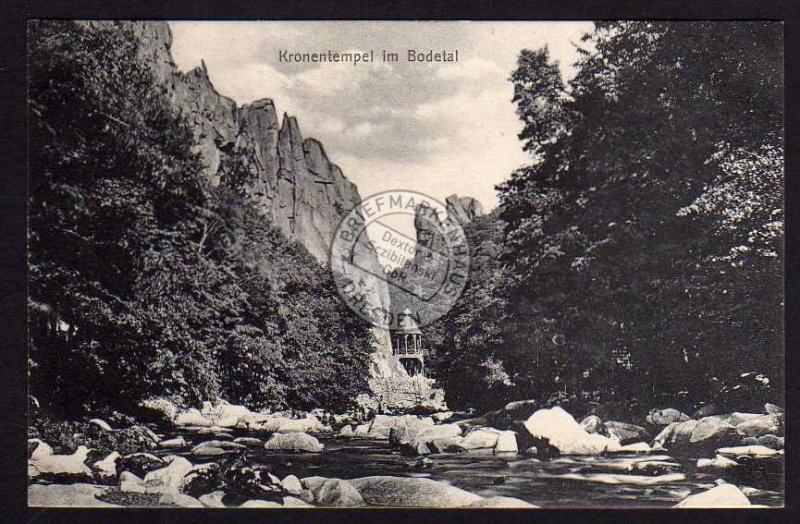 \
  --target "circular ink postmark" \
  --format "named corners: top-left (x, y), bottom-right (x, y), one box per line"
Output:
top-left (330, 189), bottom-right (470, 330)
